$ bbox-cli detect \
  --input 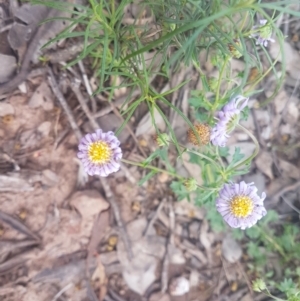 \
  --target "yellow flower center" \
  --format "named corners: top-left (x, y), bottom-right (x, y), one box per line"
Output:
top-left (88, 141), bottom-right (112, 164)
top-left (230, 195), bottom-right (254, 218)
